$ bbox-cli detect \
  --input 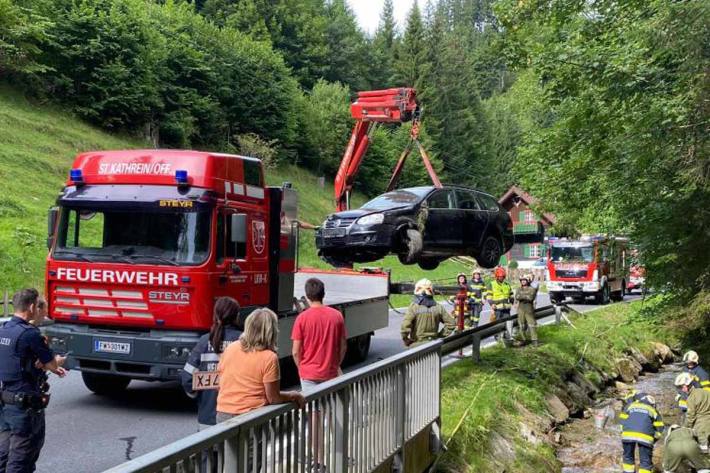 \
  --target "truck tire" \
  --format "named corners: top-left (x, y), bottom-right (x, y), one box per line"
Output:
top-left (595, 283), bottom-right (610, 305)
top-left (550, 292), bottom-right (563, 304)
top-left (611, 281), bottom-right (625, 302)
top-left (476, 236), bottom-right (502, 269)
top-left (346, 334), bottom-right (372, 364)
top-left (81, 372), bottom-right (131, 395)
top-left (397, 229), bottom-right (423, 265)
